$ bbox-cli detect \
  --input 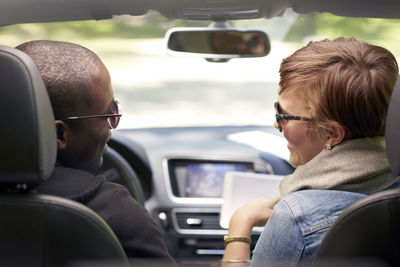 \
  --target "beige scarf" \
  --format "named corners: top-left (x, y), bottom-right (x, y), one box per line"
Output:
top-left (279, 136), bottom-right (395, 197)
